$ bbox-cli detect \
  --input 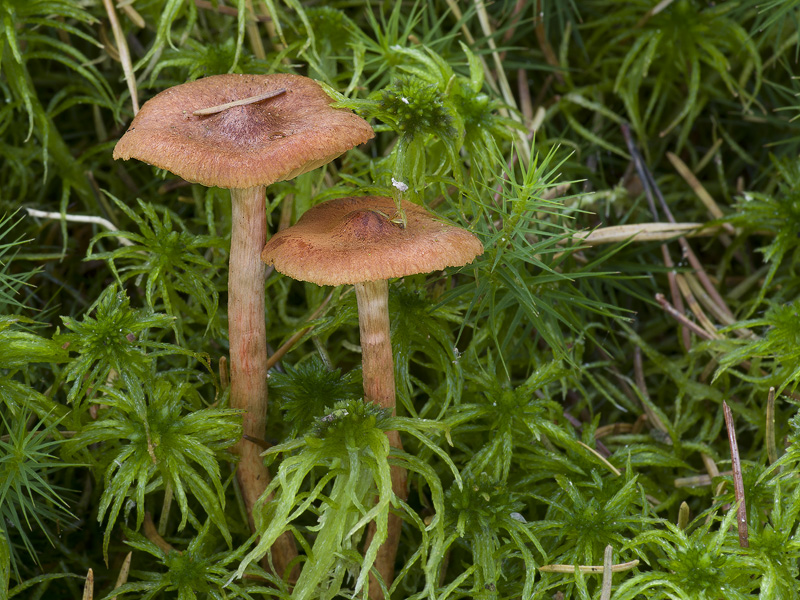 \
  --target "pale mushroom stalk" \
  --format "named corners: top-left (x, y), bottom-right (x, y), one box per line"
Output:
top-left (355, 280), bottom-right (394, 411)
top-left (262, 196), bottom-right (483, 597)
top-left (228, 185), bottom-right (269, 523)
top-left (228, 185), bottom-right (299, 576)
top-left (354, 278), bottom-right (408, 597)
